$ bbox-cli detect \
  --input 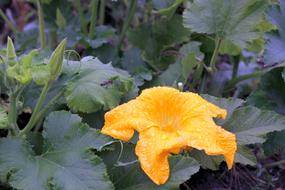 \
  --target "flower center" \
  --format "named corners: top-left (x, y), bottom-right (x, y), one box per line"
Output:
top-left (160, 116), bottom-right (180, 132)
